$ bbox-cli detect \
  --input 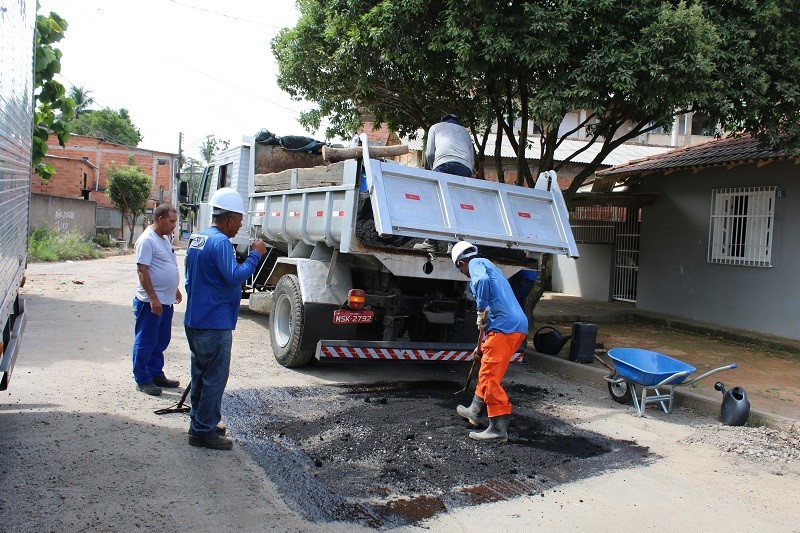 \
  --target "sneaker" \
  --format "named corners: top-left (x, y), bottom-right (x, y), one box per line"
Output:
top-left (136, 382), bottom-right (162, 396)
top-left (189, 433), bottom-right (233, 450)
top-left (152, 375), bottom-right (180, 388)
top-left (412, 239), bottom-right (437, 253)
top-left (188, 423), bottom-right (227, 436)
